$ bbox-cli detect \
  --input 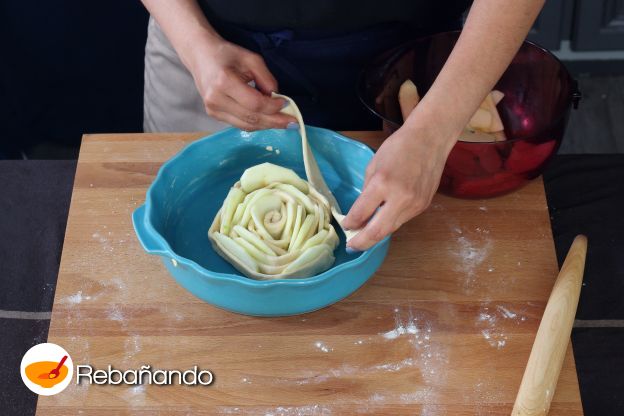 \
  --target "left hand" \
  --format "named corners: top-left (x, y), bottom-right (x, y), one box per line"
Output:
top-left (342, 123), bottom-right (456, 250)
